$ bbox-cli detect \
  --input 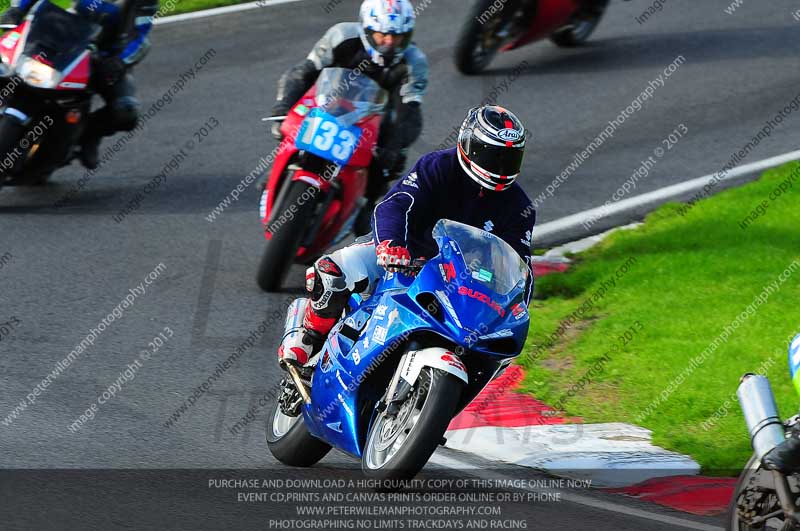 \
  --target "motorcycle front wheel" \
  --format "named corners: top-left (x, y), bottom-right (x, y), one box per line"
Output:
top-left (256, 179), bottom-right (318, 292)
top-left (362, 367), bottom-right (463, 482)
top-left (454, 0), bottom-right (529, 75)
top-left (0, 113), bottom-right (27, 192)
top-left (266, 385), bottom-right (332, 467)
top-left (727, 453), bottom-right (797, 530)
